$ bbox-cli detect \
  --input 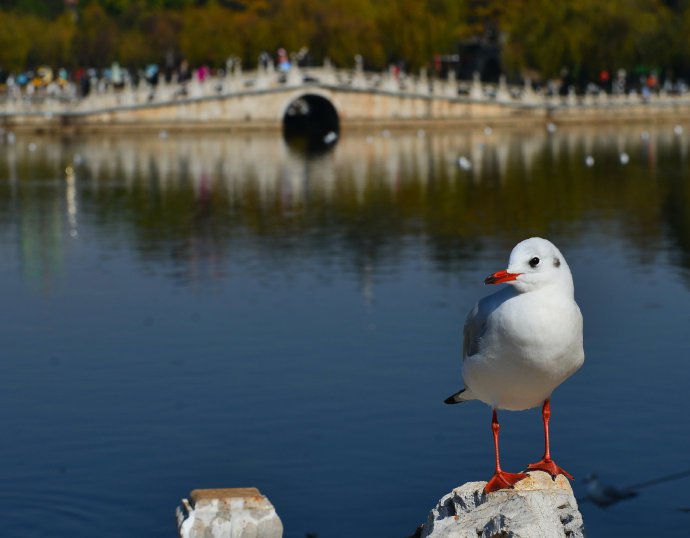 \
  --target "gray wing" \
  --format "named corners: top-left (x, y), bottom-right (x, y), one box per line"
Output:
top-left (462, 287), bottom-right (514, 360)
top-left (463, 301), bottom-right (488, 359)
top-left (448, 300), bottom-right (489, 404)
